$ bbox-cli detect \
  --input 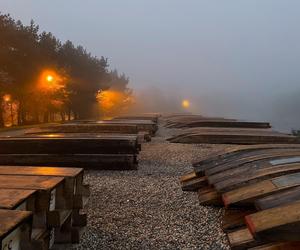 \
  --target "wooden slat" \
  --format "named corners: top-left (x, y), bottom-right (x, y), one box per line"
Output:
top-left (222, 209), bottom-right (255, 232)
top-left (222, 172), bottom-right (300, 207)
top-left (207, 150), bottom-right (300, 181)
top-left (0, 209), bottom-right (32, 239)
top-left (198, 187), bottom-right (222, 206)
top-left (214, 162), bottom-right (300, 192)
top-left (0, 188), bottom-right (36, 210)
top-left (255, 186), bottom-right (300, 210)
top-left (0, 175), bottom-right (63, 191)
top-left (0, 154), bottom-right (138, 170)
top-left (0, 136), bottom-right (140, 154)
top-left (245, 200), bottom-right (300, 241)
top-left (249, 242), bottom-right (300, 250)
top-left (227, 227), bottom-right (260, 250)
top-left (193, 144), bottom-right (300, 175)
top-left (181, 176), bottom-right (207, 192)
